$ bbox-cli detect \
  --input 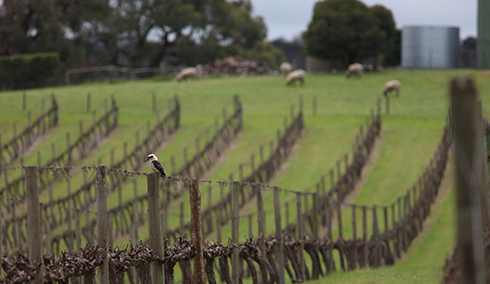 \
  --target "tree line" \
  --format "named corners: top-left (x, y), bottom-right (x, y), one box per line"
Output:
top-left (0, 0), bottom-right (403, 72)
top-left (0, 0), bottom-right (285, 69)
